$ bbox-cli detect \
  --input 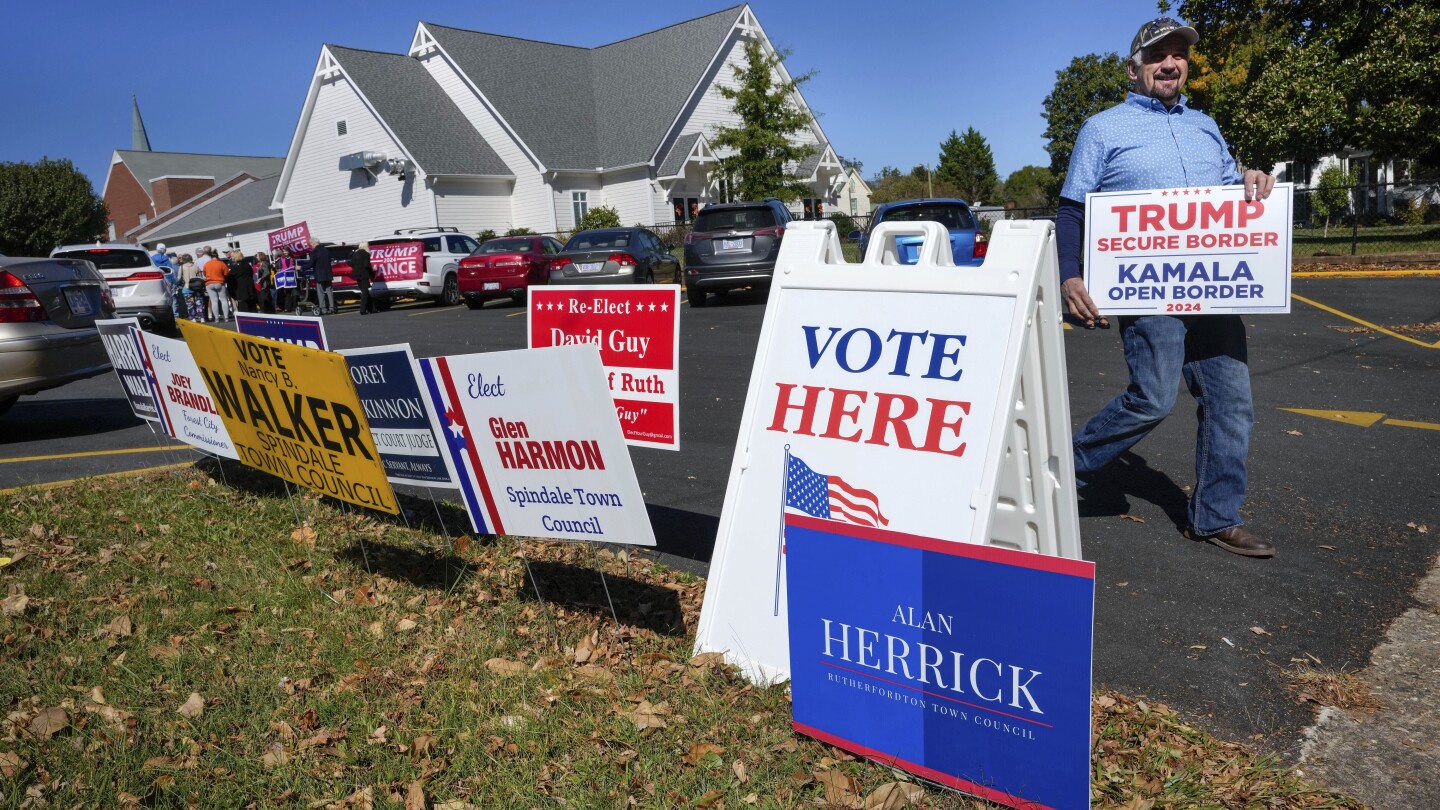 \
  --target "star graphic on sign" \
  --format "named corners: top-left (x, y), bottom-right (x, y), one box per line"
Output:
top-left (1205, 188), bottom-right (1213, 194)
top-left (444, 408), bottom-right (468, 446)
top-left (660, 302), bottom-right (668, 312)
top-left (648, 302), bottom-right (657, 312)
